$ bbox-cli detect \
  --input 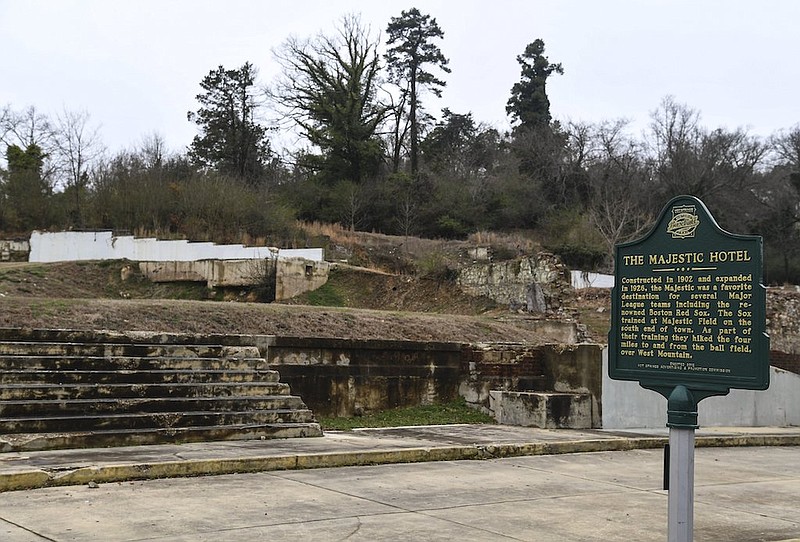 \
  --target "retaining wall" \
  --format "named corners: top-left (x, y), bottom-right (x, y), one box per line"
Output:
top-left (265, 337), bottom-right (602, 422)
top-left (6, 328), bottom-right (796, 428)
top-left (602, 347), bottom-right (800, 428)
top-left (266, 337), bottom-right (463, 417)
